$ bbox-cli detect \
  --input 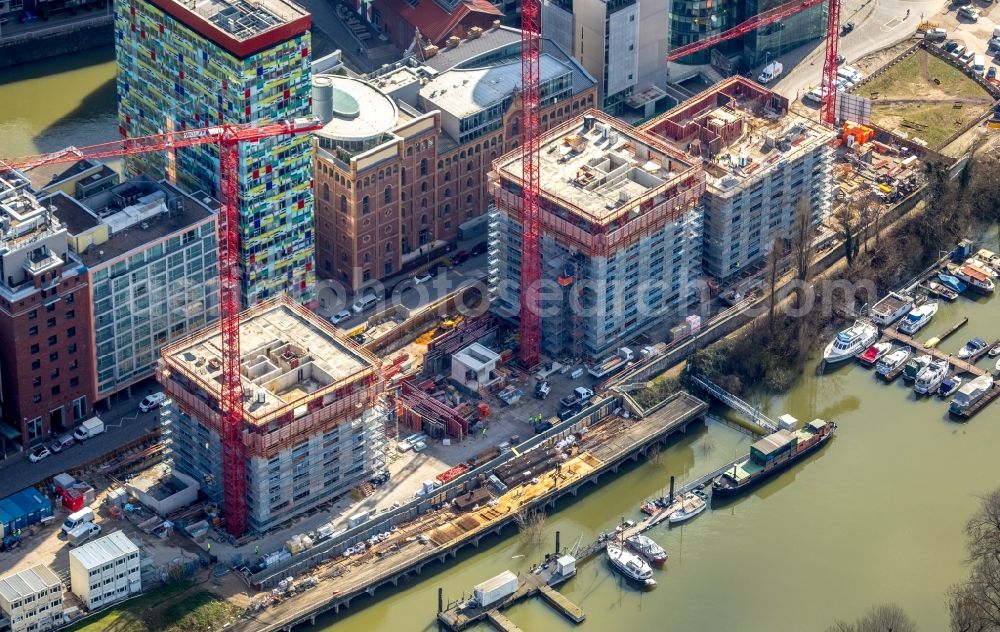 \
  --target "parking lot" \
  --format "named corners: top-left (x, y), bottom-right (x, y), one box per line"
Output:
top-left (927, 0), bottom-right (1000, 72)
